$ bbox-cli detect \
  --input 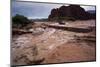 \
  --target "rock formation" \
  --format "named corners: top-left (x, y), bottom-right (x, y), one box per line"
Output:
top-left (48, 5), bottom-right (96, 21)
